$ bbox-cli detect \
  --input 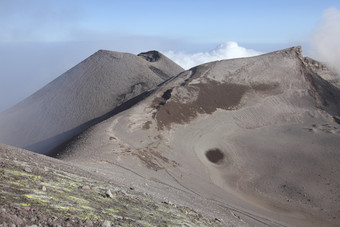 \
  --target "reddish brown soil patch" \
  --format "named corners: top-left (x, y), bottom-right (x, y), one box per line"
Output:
top-left (131, 148), bottom-right (179, 171)
top-left (142, 121), bottom-right (152, 130)
top-left (152, 77), bottom-right (281, 129)
top-left (154, 80), bottom-right (249, 129)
